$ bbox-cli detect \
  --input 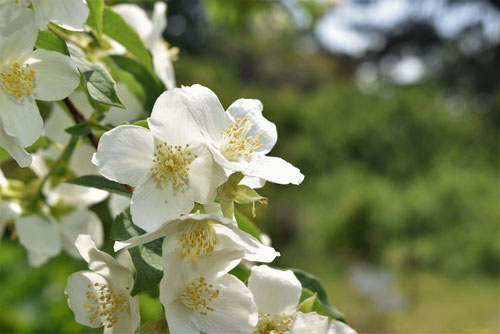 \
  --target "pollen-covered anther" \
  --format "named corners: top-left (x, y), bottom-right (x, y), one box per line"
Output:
top-left (220, 118), bottom-right (263, 161)
top-left (0, 62), bottom-right (36, 98)
top-left (179, 220), bottom-right (217, 263)
top-left (180, 277), bottom-right (220, 316)
top-left (84, 282), bottom-right (128, 328)
top-left (150, 141), bottom-right (196, 189)
top-left (253, 312), bottom-right (293, 334)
